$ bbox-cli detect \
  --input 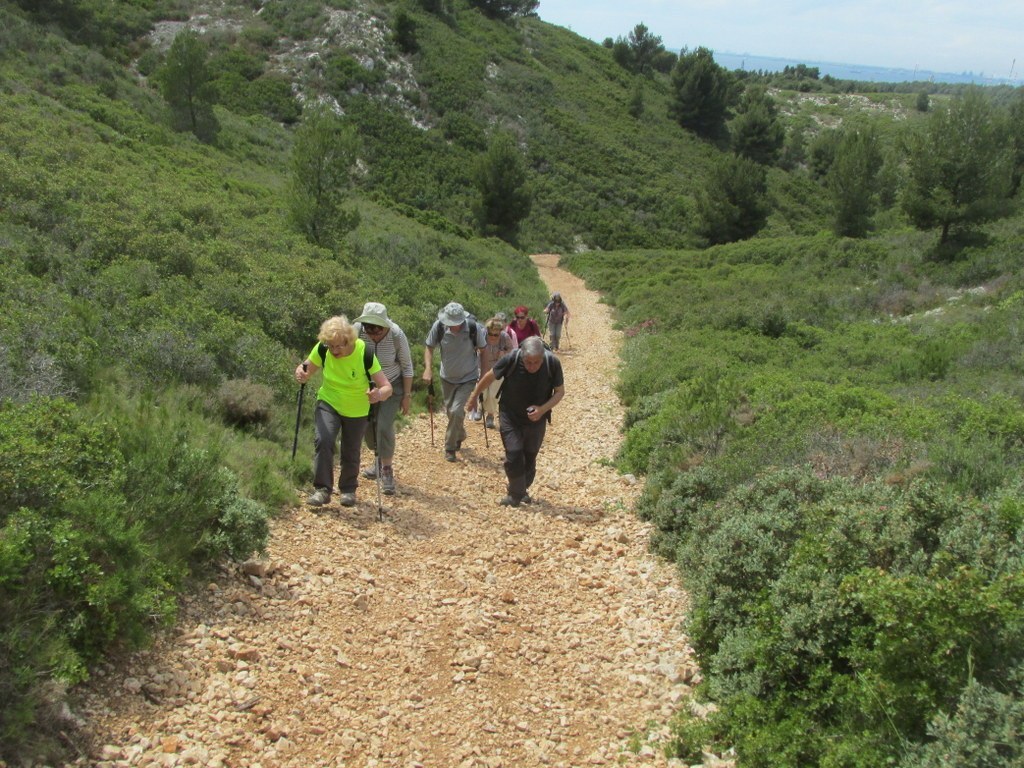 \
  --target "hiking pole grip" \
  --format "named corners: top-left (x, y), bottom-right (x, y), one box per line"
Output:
top-left (291, 363), bottom-right (308, 461)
